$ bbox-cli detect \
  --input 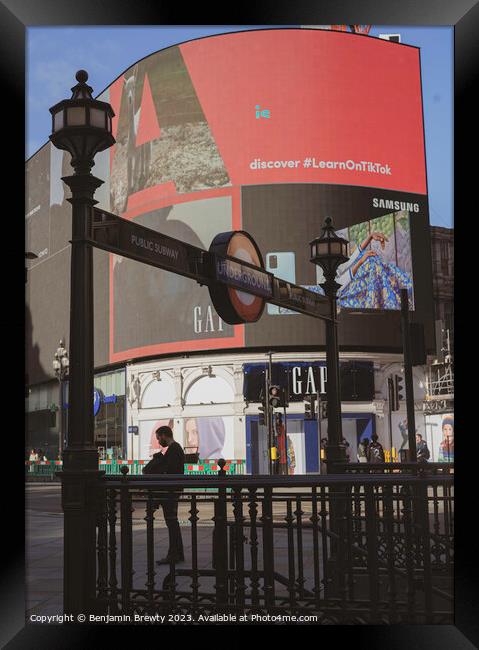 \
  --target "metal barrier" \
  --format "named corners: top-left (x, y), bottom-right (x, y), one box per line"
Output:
top-left (335, 462), bottom-right (454, 476)
top-left (93, 469), bottom-right (454, 623)
top-left (25, 459), bottom-right (246, 480)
